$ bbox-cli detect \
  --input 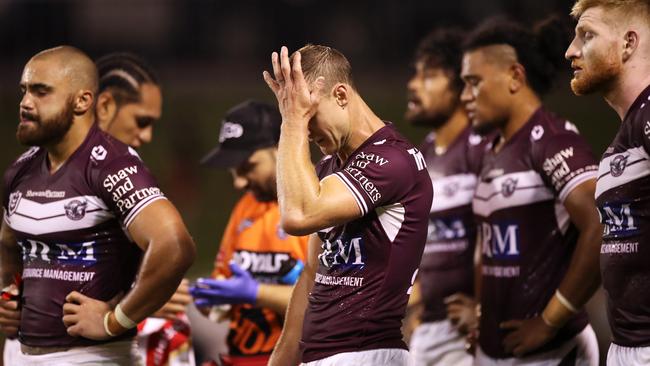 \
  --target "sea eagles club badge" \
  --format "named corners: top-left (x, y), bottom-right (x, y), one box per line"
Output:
top-left (8, 191), bottom-right (22, 216)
